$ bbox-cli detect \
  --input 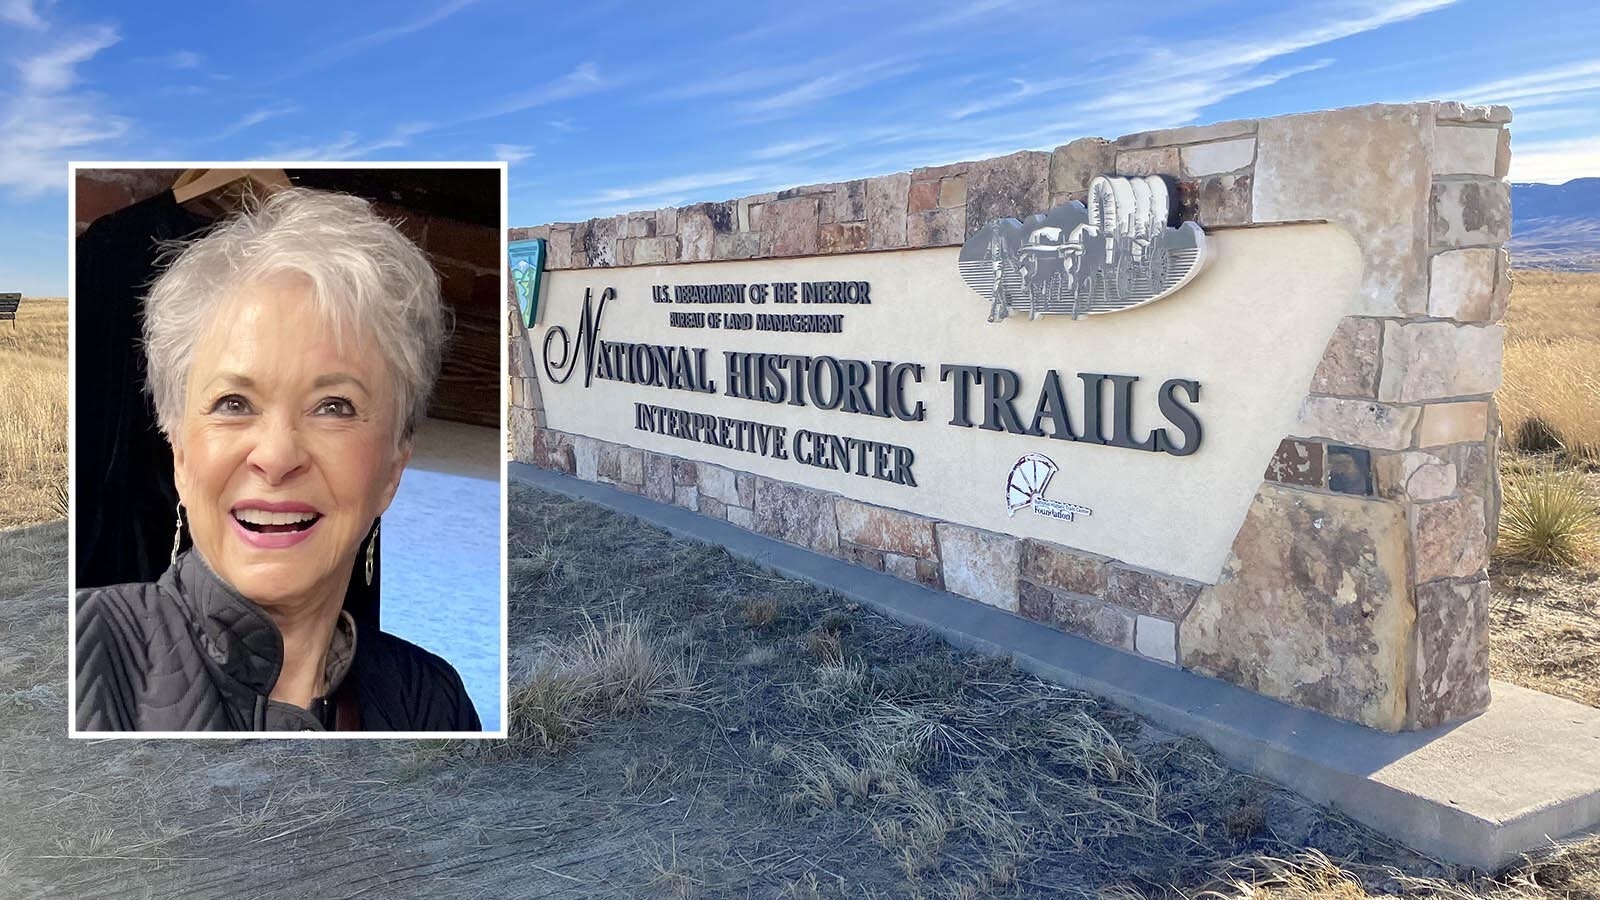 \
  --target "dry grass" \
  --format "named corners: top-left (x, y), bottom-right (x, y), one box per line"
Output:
top-left (0, 298), bottom-right (67, 528)
top-left (506, 611), bottom-right (702, 751)
top-left (1498, 272), bottom-right (1600, 461)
